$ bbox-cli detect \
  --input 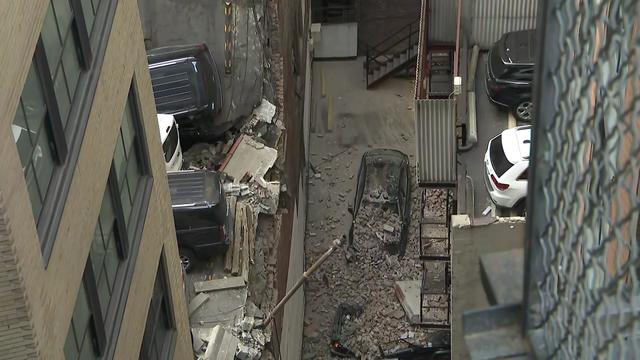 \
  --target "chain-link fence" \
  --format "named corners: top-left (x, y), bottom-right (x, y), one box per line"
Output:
top-left (526, 0), bottom-right (640, 358)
